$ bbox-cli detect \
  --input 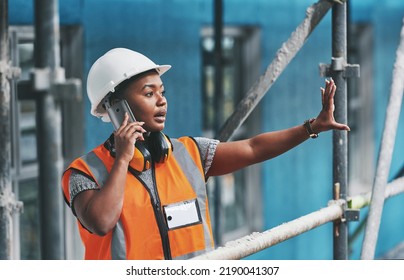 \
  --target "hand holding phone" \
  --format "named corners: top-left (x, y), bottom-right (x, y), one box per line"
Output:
top-left (105, 98), bottom-right (152, 171)
top-left (107, 99), bottom-right (137, 131)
